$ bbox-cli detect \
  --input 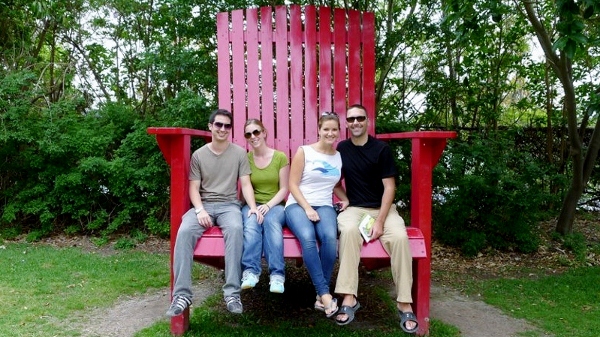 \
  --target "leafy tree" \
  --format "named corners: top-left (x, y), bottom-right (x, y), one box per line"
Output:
top-left (519, 0), bottom-right (600, 235)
